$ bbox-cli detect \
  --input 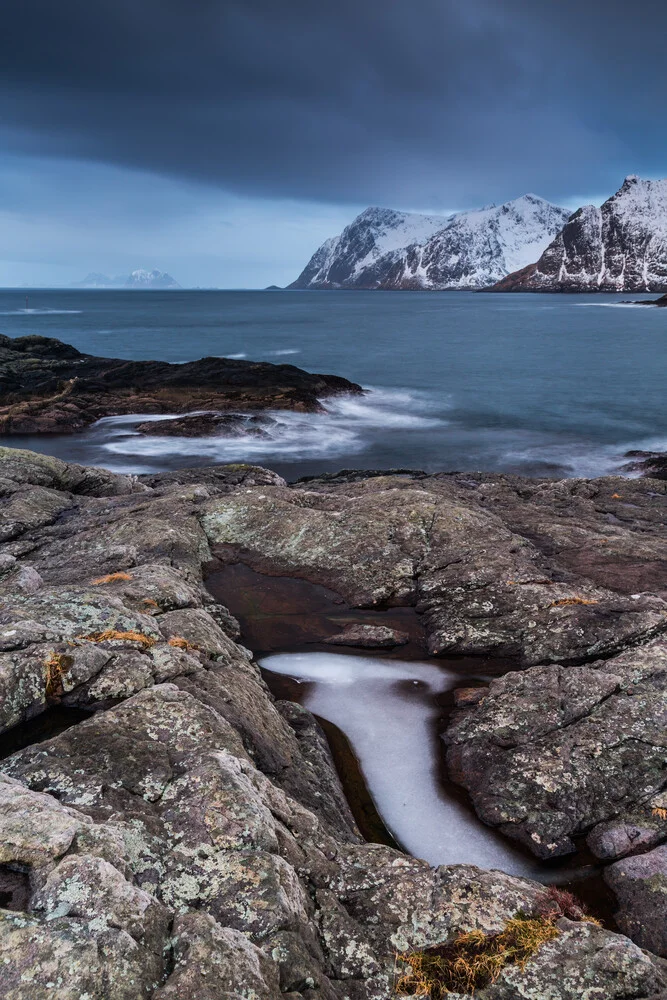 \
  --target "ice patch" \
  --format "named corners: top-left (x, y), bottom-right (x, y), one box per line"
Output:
top-left (261, 651), bottom-right (542, 877)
